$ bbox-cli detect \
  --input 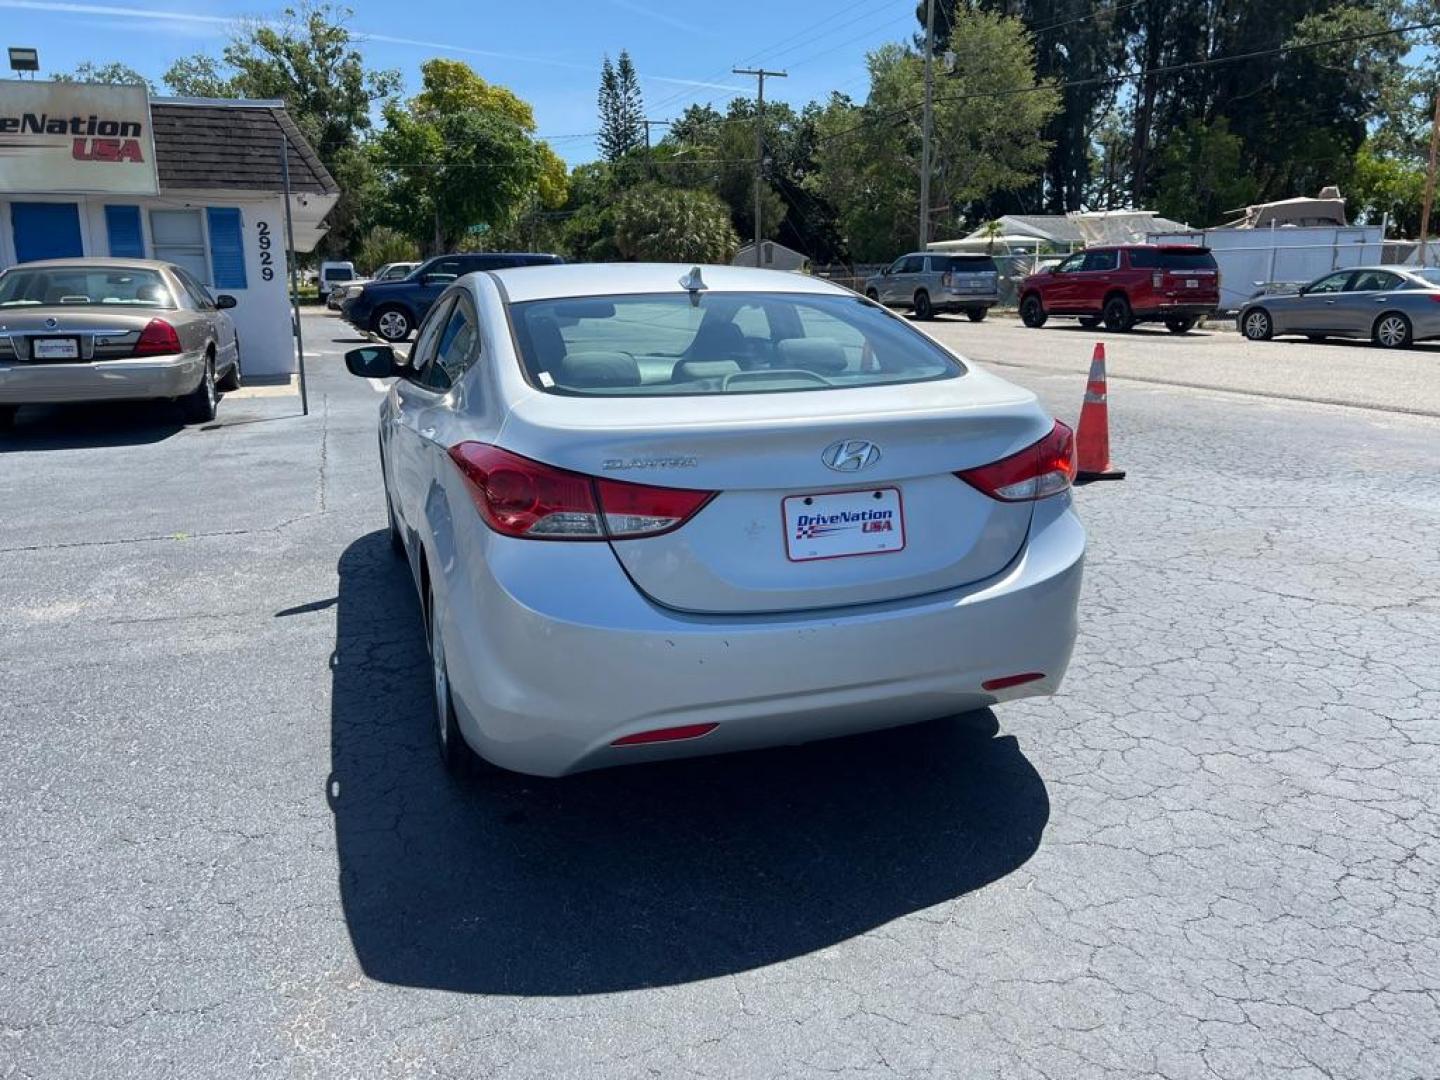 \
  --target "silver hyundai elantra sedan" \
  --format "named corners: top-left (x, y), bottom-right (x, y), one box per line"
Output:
top-left (346, 263), bottom-right (1085, 777)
